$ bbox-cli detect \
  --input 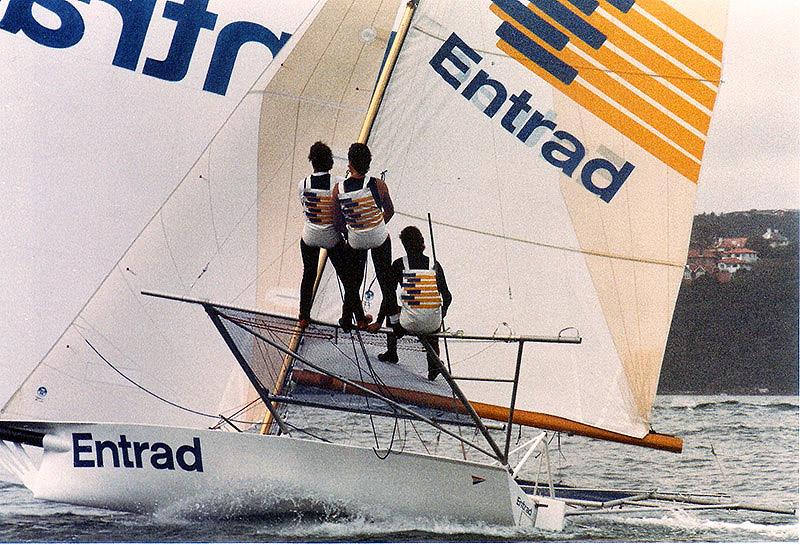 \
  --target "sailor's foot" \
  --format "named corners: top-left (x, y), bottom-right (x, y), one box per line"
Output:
top-left (377, 351), bottom-right (399, 364)
top-left (338, 317), bottom-right (353, 332)
top-left (427, 369), bottom-right (440, 381)
top-left (364, 321), bottom-right (382, 333)
top-left (355, 314), bottom-right (373, 330)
